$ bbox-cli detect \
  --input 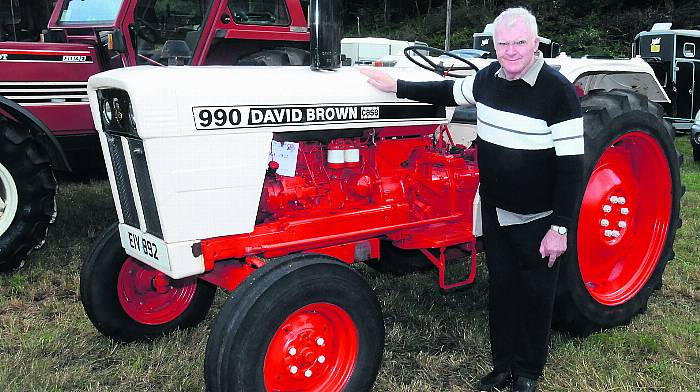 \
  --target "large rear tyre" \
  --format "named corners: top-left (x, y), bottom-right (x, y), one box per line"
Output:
top-left (0, 118), bottom-right (57, 272)
top-left (80, 223), bottom-right (216, 342)
top-left (554, 90), bottom-right (682, 337)
top-left (205, 254), bottom-right (384, 392)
